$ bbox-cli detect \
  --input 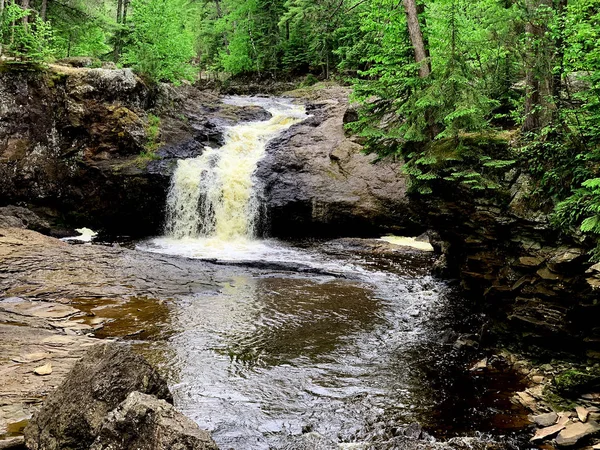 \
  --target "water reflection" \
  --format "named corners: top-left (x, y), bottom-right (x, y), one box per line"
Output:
top-left (86, 247), bottom-right (529, 449)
